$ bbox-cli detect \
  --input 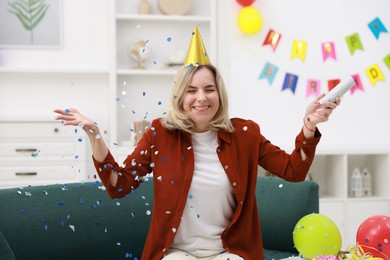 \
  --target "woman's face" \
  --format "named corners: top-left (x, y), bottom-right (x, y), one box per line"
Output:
top-left (183, 67), bottom-right (220, 132)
